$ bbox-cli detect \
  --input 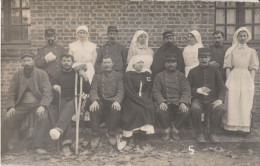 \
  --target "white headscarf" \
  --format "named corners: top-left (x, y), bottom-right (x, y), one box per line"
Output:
top-left (225, 27), bottom-right (252, 57)
top-left (76, 25), bottom-right (89, 41)
top-left (129, 30), bottom-right (149, 49)
top-left (126, 55), bottom-right (145, 72)
top-left (189, 30), bottom-right (203, 47)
